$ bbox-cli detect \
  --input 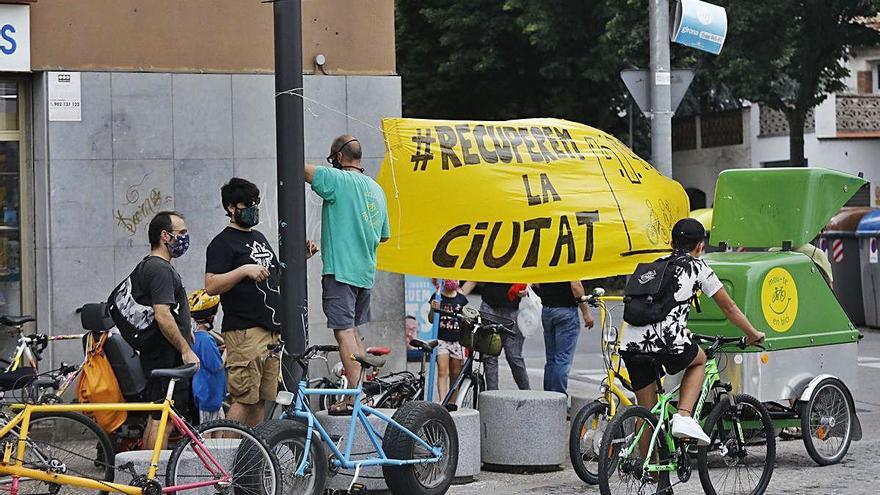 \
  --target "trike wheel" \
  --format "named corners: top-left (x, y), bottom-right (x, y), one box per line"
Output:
top-left (697, 394), bottom-right (775, 495)
top-left (382, 401), bottom-right (458, 495)
top-left (256, 419), bottom-right (327, 495)
top-left (800, 377), bottom-right (854, 466)
top-left (598, 406), bottom-right (671, 495)
top-left (569, 400), bottom-right (612, 485)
